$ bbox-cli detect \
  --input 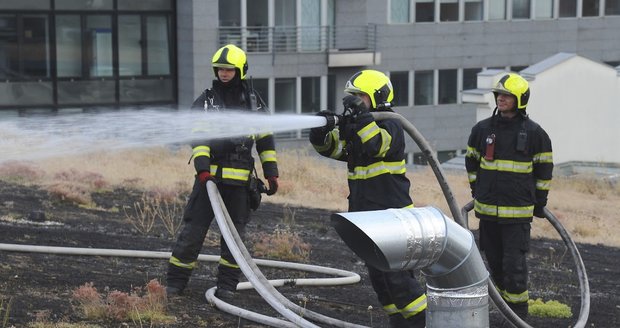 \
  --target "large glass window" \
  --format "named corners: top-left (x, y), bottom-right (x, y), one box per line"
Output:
top-left (391, 0), bottom-right (410, 23)
top-left (390, 71), bottom-right (409, 107)
top-left (605, 0), bottom-right (620, 15)
top-left (465, 0), bottom-right (483, 21)
top-left (0, 2), bottom-right (175, 109)
top-left (416, 0), bottom-right (435, 22)
top-left (438, 69), bottom-right (457, 104)
top-left (513, 0), bottom-right (531, 19)
top-left (559, 0), bottom-right (577, 17)
top-left (535, 0), bottom-right (554, 18)
top-left (301, 76), bottom-right (320, 113)
top-left (489, 0), bottom-right (507, 20)
top-left (440, 0), bottom-right (459, 22)
top-left (414, 70), bottom-right (433, 106)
